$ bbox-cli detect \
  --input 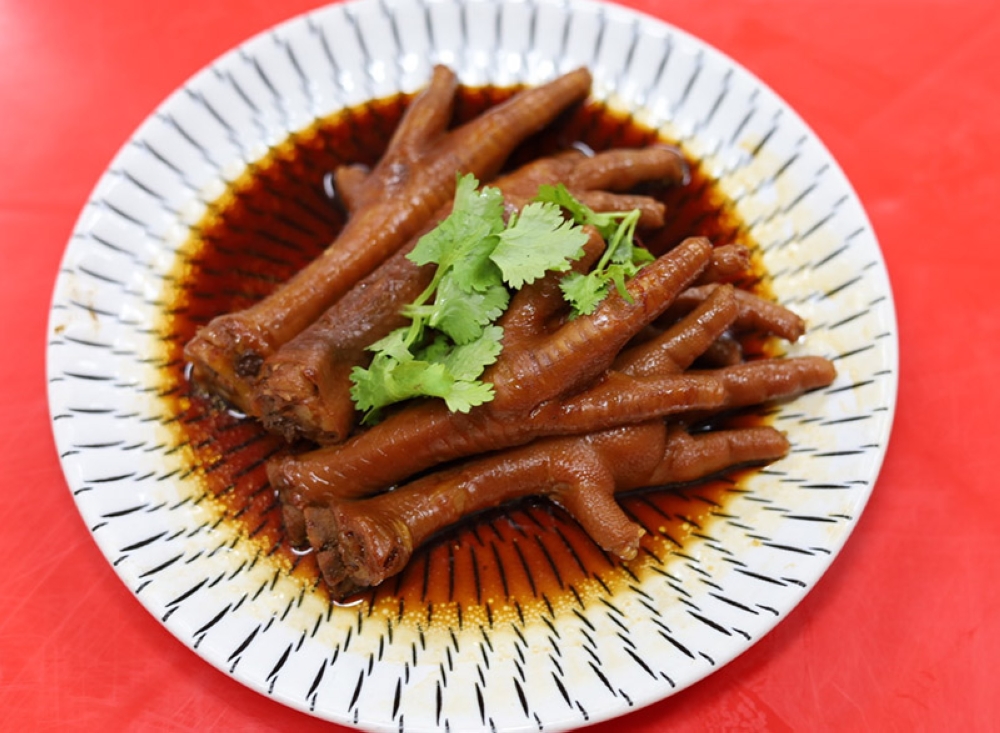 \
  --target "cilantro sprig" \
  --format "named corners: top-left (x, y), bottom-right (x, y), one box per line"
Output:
top-left (349, 174), bottom-right (653, 421)
top-left (349, 173), bottom-right (588, 422)
top-left (533, 183), bottom-right (655, 316)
